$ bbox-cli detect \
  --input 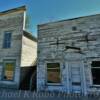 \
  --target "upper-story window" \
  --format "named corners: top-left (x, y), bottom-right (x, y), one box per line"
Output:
top-left (3, 32), bottom-right (12, 48)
